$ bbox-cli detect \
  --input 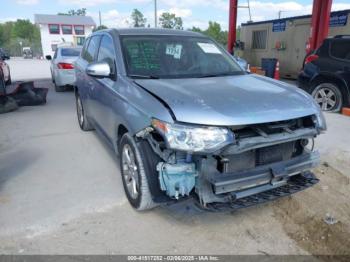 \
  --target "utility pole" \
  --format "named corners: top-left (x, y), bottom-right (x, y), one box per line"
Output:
top-left (99, 10), bottom-right (102, 27)
top-left (154, 0), bottom-right (157, 27)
